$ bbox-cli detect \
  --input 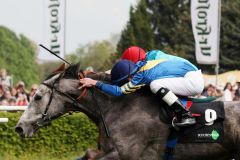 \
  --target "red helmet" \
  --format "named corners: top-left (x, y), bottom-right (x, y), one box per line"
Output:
top-left (121, 46), bottom-right (146, 64)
